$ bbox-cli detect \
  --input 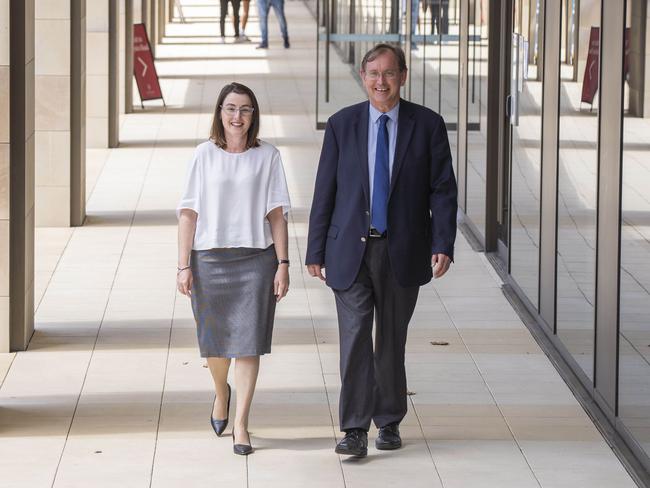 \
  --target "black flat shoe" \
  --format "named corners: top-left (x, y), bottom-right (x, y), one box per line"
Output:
top-left (335, 429), bottom-right (368, 458)
top-left (375, 422), bottom-right (402, 450)
top-left (233, 431), bottom-right (253, 456)
top-left (210, 383), bottom-right (231, 437)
